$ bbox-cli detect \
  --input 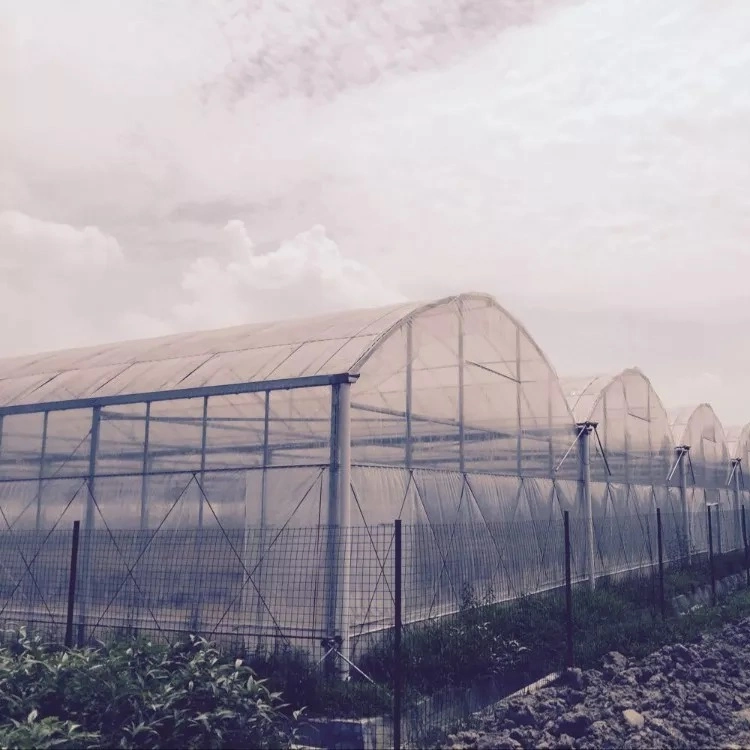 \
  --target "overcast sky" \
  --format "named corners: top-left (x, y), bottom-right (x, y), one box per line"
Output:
top-left (2, 0), bottom-right (750, 425)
